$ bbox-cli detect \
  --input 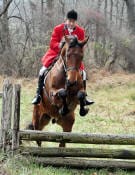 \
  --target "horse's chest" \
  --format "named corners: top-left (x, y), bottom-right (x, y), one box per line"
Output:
top-left (52, 74), bottom-right (66, 89)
